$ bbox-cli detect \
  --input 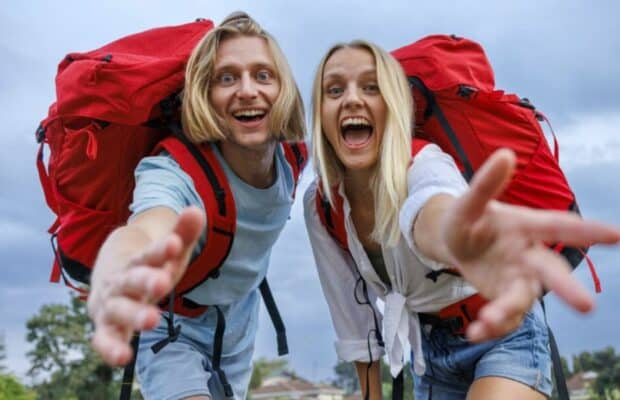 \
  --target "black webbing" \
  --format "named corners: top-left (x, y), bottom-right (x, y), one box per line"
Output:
top-left (408, 76), bottom-right (475, 181)
top-left (259, 278), bottom-right (289, 356)
top-left (118, 332), bottom-right (140, 400)
top-left (540, 299), bottom-right (569, 400)
top-left (392, 370), bottom-right (404, 400)
top-left (150, 291), bottom-right (182, 354)
top-left (212, 305), bottom-right (234, 398)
